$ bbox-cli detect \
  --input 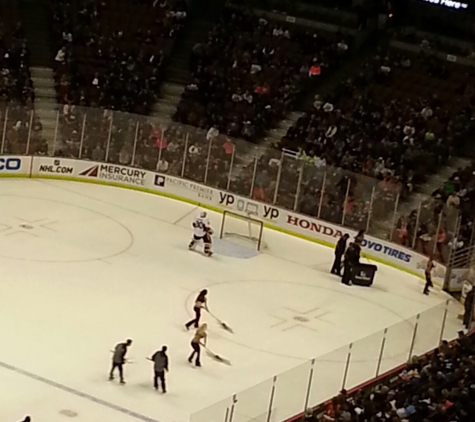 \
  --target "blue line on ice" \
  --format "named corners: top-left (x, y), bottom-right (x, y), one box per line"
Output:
top-left (0, 360), bottom-right (160, 422)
